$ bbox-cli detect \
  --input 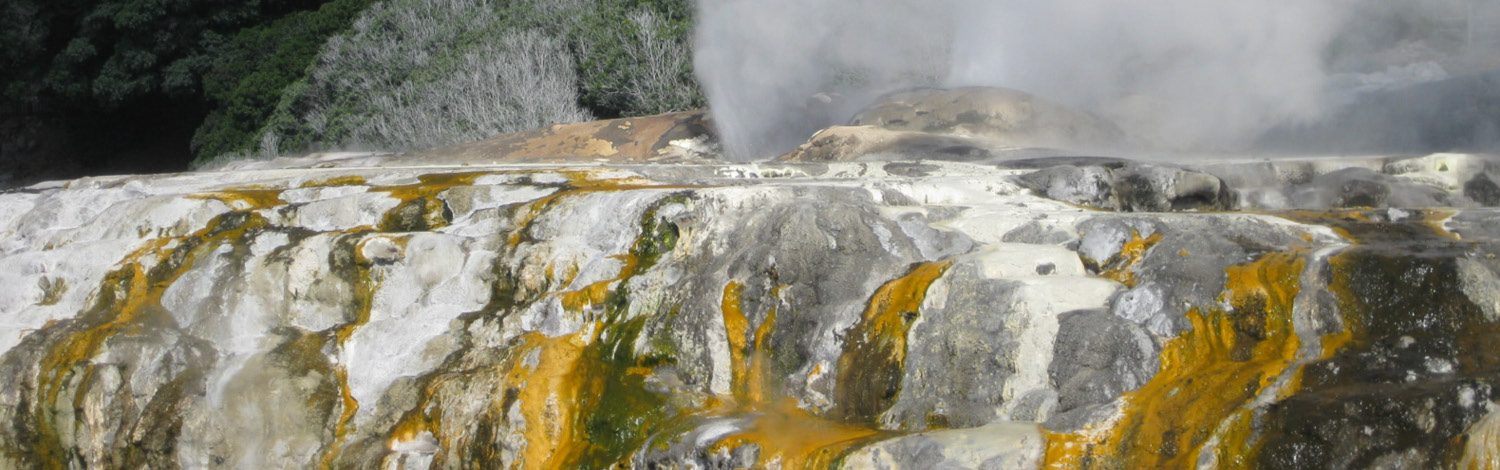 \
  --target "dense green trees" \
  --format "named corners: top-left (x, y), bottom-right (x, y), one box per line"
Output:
top-left (1, 0), bottom-right (334, 113)
top-left (0, 0), bottom-right (366, 178)
top-left (191, 0), bottom-right (377, 160)
top-left (1, 0), bottom-right (703, 175)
